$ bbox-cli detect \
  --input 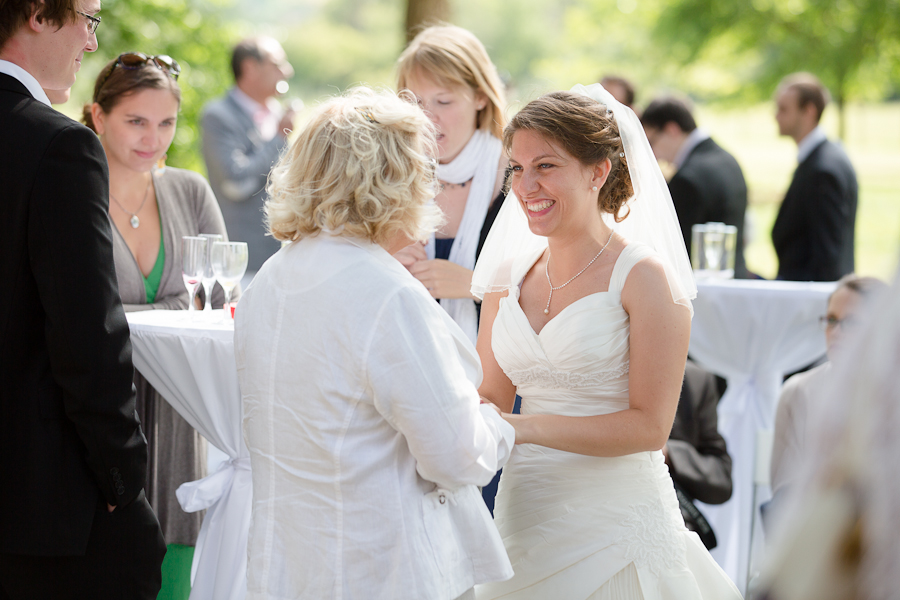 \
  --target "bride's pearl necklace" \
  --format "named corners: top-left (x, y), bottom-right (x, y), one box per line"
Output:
top-left (544, 230), bottom-right (615, 315)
